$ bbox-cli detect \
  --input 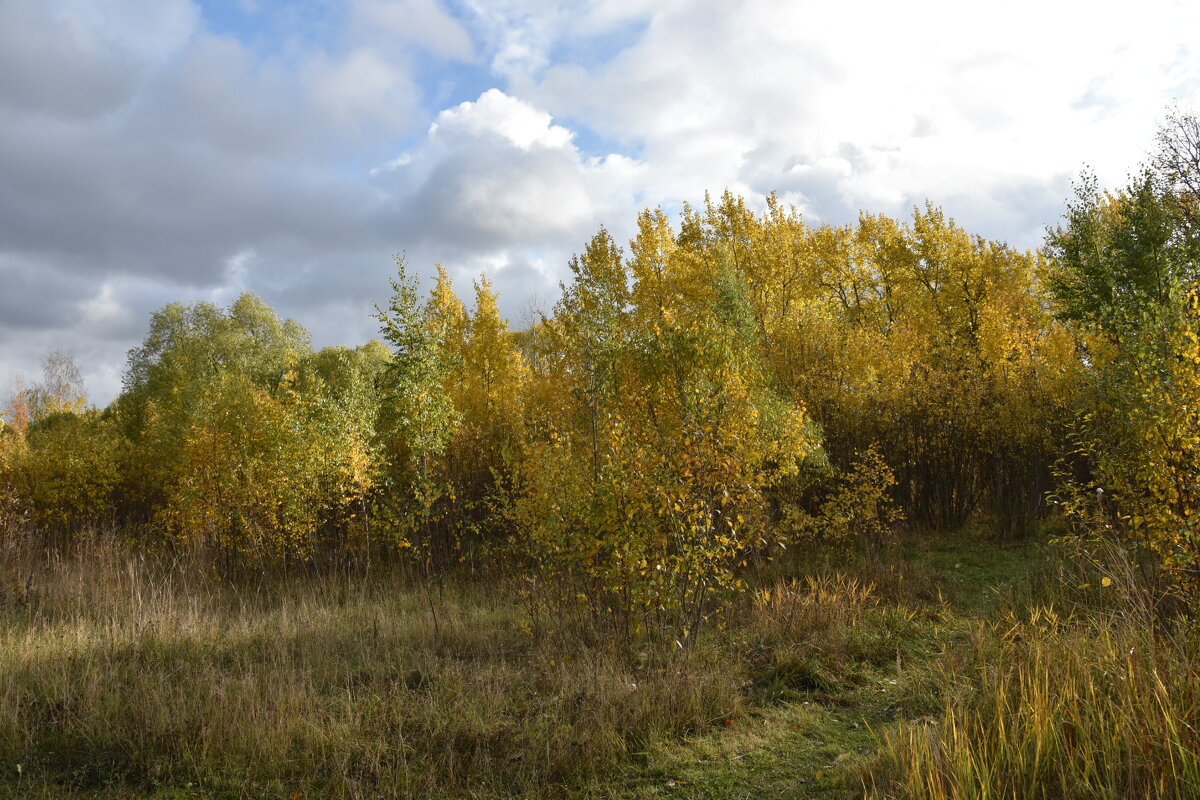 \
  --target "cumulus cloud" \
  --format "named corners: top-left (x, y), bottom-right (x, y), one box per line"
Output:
top-left (0, 0), bottom-right (427, 403)
top-left (530, 0), bottom-right (1200, 238)
top-left (433, 88), bottom-right (573, 149)
top-left (1, 0), bottom-right (1198, 407)
top-left (374, 88), bottom-right (643, 300)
